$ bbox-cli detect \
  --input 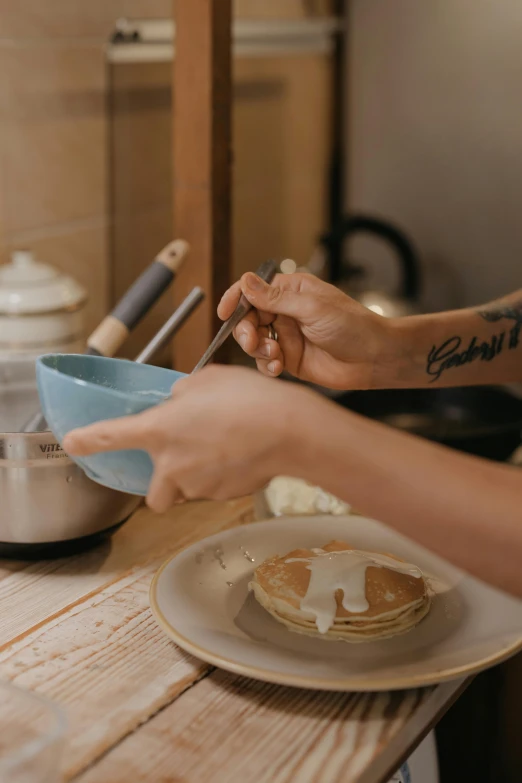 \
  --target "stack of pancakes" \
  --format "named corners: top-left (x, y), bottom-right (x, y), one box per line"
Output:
top-left (249, 540), bottom-right (431, 643)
